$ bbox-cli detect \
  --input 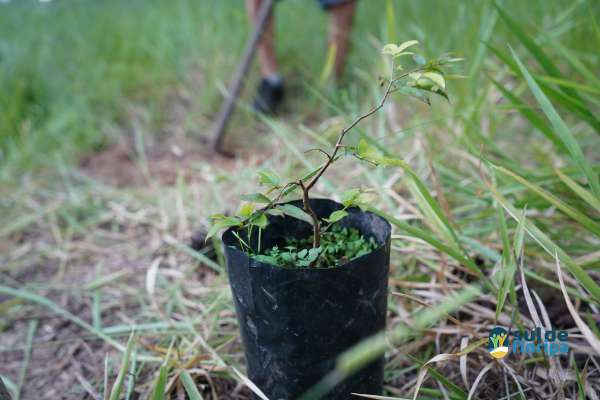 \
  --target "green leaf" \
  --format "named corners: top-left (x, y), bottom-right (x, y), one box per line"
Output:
top-left (257, 170), bottom-right (280, 187)
top-left (300, 165), bottom-right (323, 182)
top-left (307, 247), bottom-right (321, 263)
top-left (208, 213), bottom-right (227, 220)
top-left (254, 254), bottom-right (278, 265)
top-left (324, 210), bottom-right (349, 224)
top-left (396, 85), bottom-right (431, 105)
top-left (275, 204), bottom-right (314, 225)
top-left (265, 208), bottom-right (284, 217)
top-left (382, 40), bottom-right (418, 57)
top-left (382, 44), bottom-right (400, 55)
top-left (205, 217), bottom-right (241, 240)
top-left (240, 193), bottom-right (271, 203)
top-left (341, 188), bottom-right (377, 210)
top-left (238, 203), bottom-right (255, 218)
top-left (397, 39), bottom-right (419, 52)
top-left (250, 213), bottom-right (268, 229)
top-left (341, 189), bottom-right (361, 207)
top-left (422, 72), bottom-right (445, 89)
top-left (408, 73), bottom-right (449, 101)
top-left (281, 183), bottom-right (300, 198)
top-left (357, 139), bottom-right (378, 159)
top-left (509, 46), bottom-right (600, 199)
